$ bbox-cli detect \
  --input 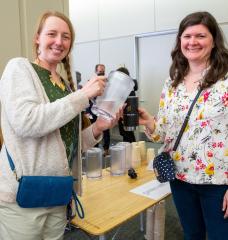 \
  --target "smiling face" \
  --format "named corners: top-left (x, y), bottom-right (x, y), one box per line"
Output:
top-left (36, 16), bottom-right (71, 69)
top-left (180, 24), bottom-right (214, 65)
